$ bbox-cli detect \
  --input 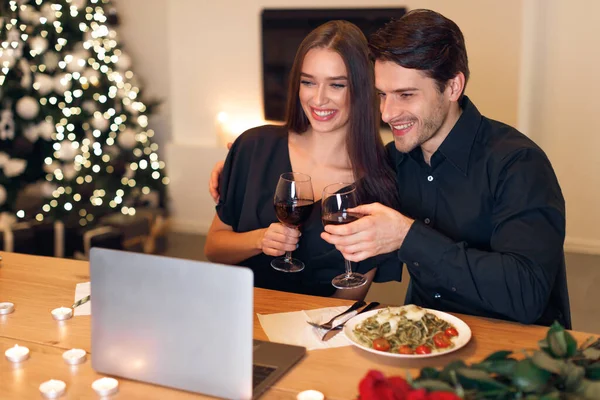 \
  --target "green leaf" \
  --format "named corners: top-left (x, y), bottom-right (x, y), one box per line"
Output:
top-left (412, 379), bottom-right (455, 392)
top-left (484, 350), bottom-right (514, 361)
top-left (576, 379), bottom-right (600, 399)
top-left (563, 363), bottom-right (585, 391)
top-left (546, 322), bottom-right (578, 358)
top-left (512, 359), bottom-right (551, 393)
top-left (419, 367), bottom-right (440, 380)
top-left (585, 362), bottom-right (600, 380)
top-left (456, 368), bottom-right (510, 392)
top-left (582, 347), bottom-right (600, 361)
top-left (539, 392), bottom-right (561, 400)
top-left (531, 350), bottom-right (565, 374)
top-left (475, 359), bottom-right (518, 377)
top-left (440, 360), bottom-right (468, 382)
